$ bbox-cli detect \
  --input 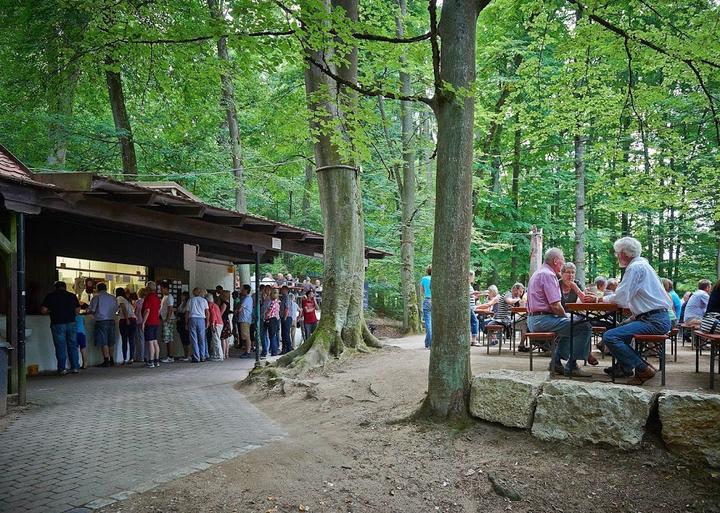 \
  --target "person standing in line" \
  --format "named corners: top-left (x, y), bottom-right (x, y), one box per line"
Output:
top-left (279, 285), bottom-right (293, 354)
top-left (301, 289), bottom-right (319, 341)
top-left (236, 285), bottom-right (254, 358)
top-left (89, 282), bottom-right (118, 368)
top-left (175, 291), bottom-right (191, 361)
top-left (133, 289), bottom-right (146, 363)
top-left (186, 288), bottom-right (210, 362)
top-left (159, 283), bottom-right (175, 363)
top-left (116, 287), bottom-right (136, 365)
top-left (267, 288), bottom-right (281, 356)
top-left (219, 290), bottom-right (233, 359)
top-left (289, 292), bottom-right (299, 349)
top-left (41, 281), bottom-right (81, 375)
top-left (259, 286), bottom-right (272, 358)
top-left (420, 265), bottom-right (432, 349)
top-left (141, 281), bottom-right (162, 368)
top-left (231, 290), bottom-right (241, 348)
top-left (76, 312), bottom-right (88, 369)
top-left (207, 293), bottom-right (224, 361)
